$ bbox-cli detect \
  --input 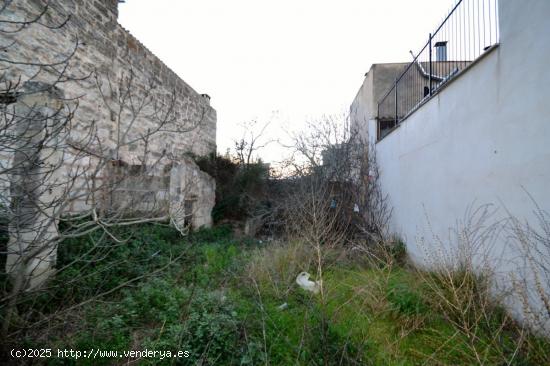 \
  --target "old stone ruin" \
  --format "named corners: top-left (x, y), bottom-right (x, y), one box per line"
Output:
top-left (0, 0), bottom-right (217, 289)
